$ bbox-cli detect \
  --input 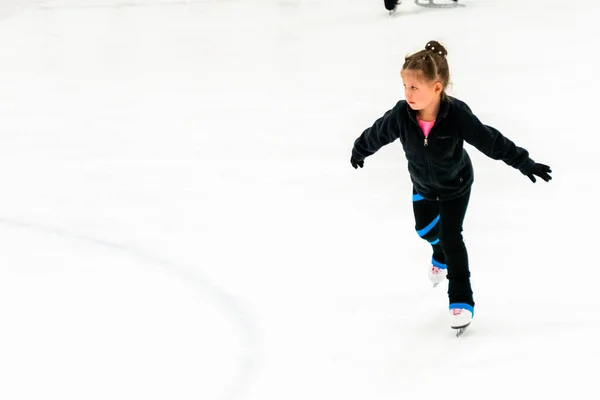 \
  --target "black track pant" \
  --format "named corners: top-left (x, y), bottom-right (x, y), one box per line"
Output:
top-left (412, 189), bottom-right (474, 307)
